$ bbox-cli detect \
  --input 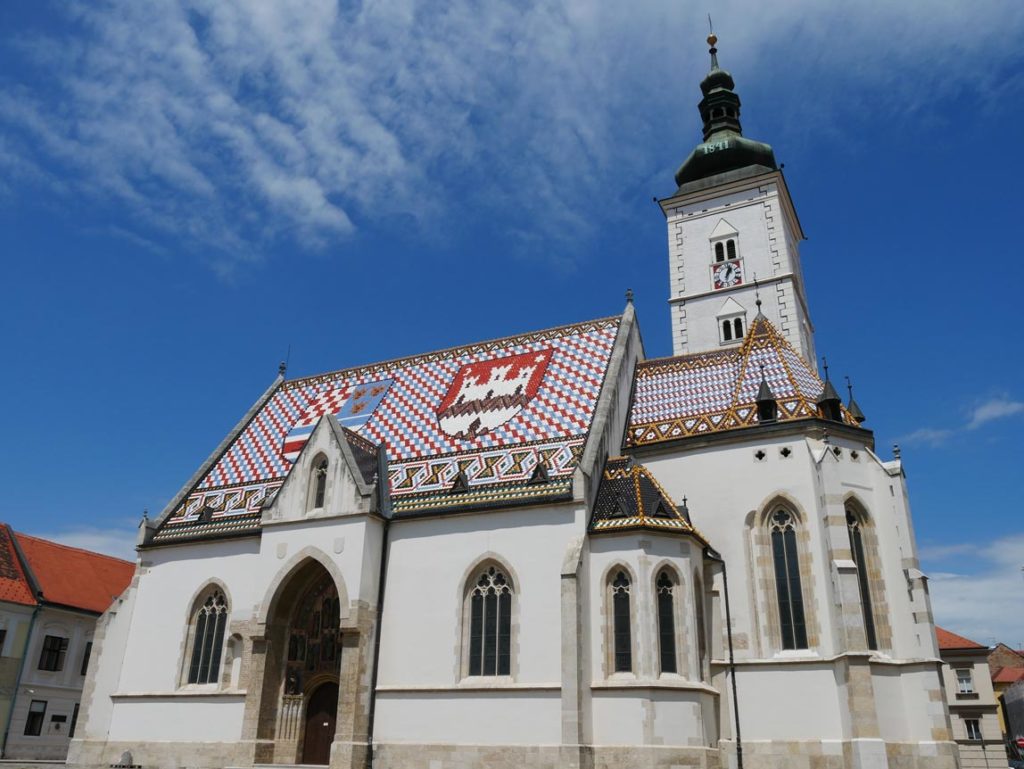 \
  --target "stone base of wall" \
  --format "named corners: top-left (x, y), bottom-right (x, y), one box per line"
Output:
top-left (67, 739), bottom-right (251, 769)
top-left (718, 738), bottom-right (960, 769)
top-left (65, 738), bottom-right (961, 769)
